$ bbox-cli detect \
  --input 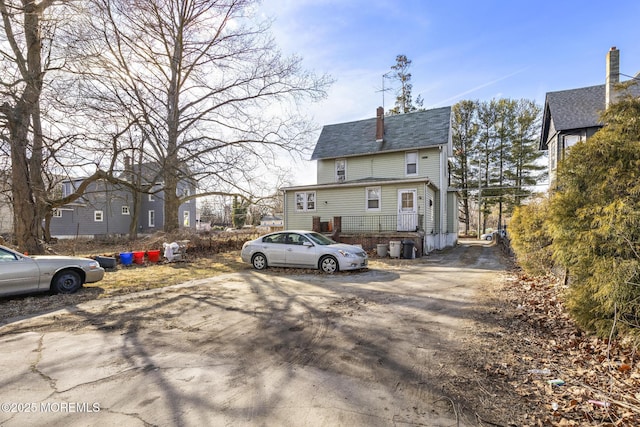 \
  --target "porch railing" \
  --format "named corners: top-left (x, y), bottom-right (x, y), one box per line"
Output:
top-left (335, 214), bottom-right (423, 233)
